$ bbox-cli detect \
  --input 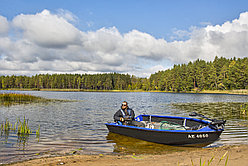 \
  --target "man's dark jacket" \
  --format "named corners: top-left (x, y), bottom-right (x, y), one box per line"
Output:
top-left (113, 108), bottom-right (135, 122)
